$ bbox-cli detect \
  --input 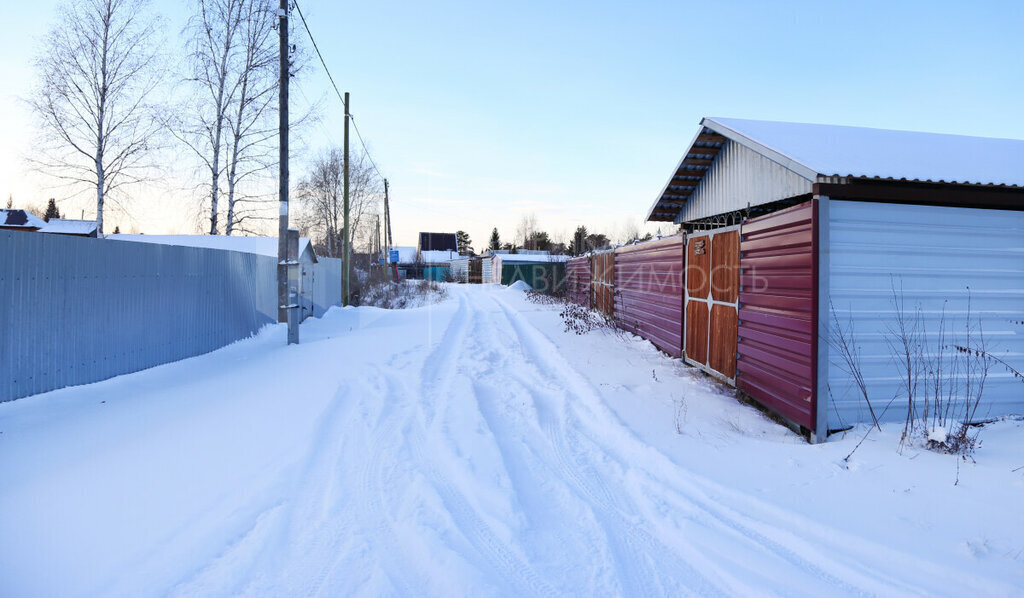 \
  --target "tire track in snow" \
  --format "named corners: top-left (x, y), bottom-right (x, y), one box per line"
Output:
top-left (482, 295), bottom-right (727, 597)
top-left (409, 289), bottom-right (562, 597)
top-left (488, 293), bottom-right (957, 596)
